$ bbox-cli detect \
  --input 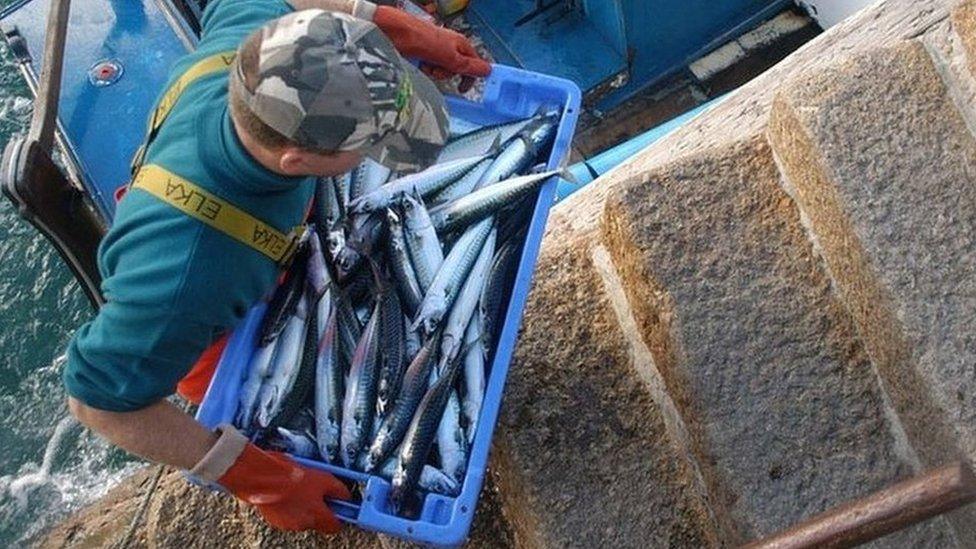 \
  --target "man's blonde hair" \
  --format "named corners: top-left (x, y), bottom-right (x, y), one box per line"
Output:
top-left (228, 31), bottom-right (293, 151)
top-left (228, 30), bottom-right (335, 155)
